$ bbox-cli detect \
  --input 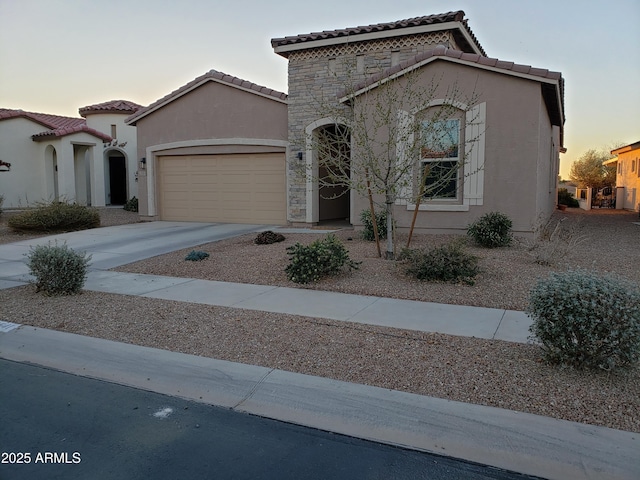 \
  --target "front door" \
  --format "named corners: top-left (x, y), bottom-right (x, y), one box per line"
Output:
top-left (109, 156), bottom-right (127, 205)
